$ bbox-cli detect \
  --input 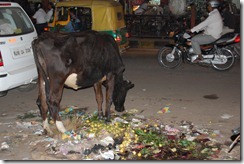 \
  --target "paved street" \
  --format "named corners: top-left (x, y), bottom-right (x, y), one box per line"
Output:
top-left (0, 48), bottom-right (241, 160)
top-left (122, 48), bottom-right (241, 137)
